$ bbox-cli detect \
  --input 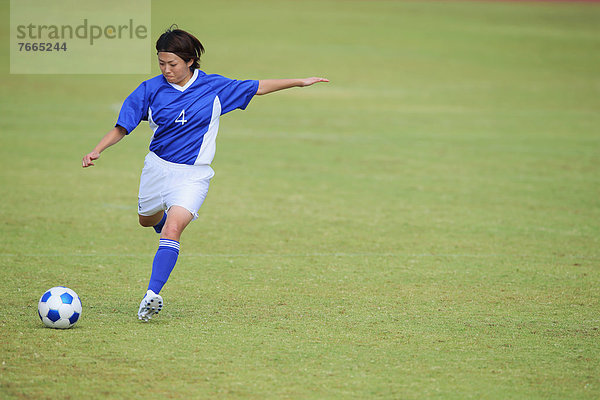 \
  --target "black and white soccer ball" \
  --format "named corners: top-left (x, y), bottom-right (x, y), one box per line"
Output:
top-left (38, 287), bottom-right (82, 329)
